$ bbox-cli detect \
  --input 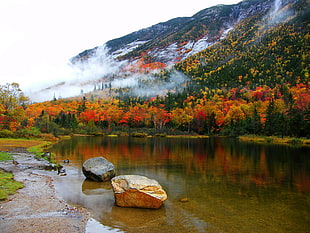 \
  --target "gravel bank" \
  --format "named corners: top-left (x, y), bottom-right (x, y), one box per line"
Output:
top-left (0, 152), bottom-right (90, 233)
